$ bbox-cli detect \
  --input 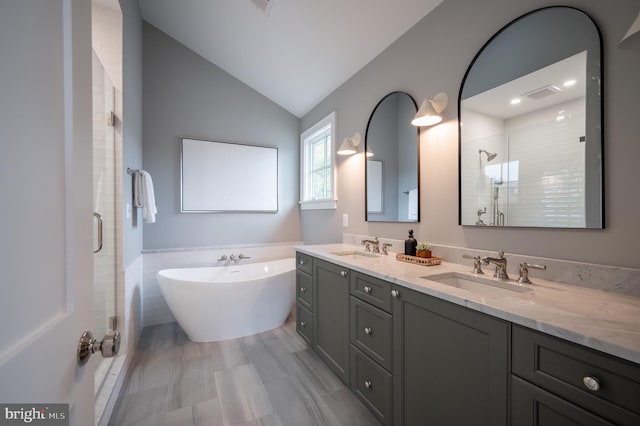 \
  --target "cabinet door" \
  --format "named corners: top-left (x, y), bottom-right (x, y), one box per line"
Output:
top-left (392, 285), bottom-right (509, 426)
top-left (313, 259), bottom-right (350, 384)
top-left (511, 376), bottom-right (615, 426)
